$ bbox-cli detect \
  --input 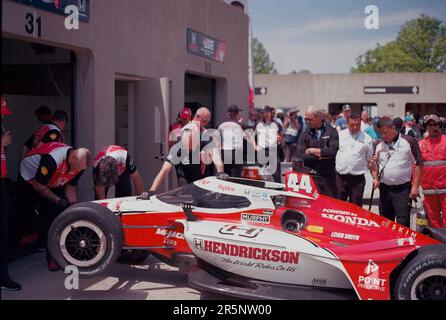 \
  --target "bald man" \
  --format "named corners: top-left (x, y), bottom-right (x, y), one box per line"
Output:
top-left (147, 108), bottom-right (226, 193)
